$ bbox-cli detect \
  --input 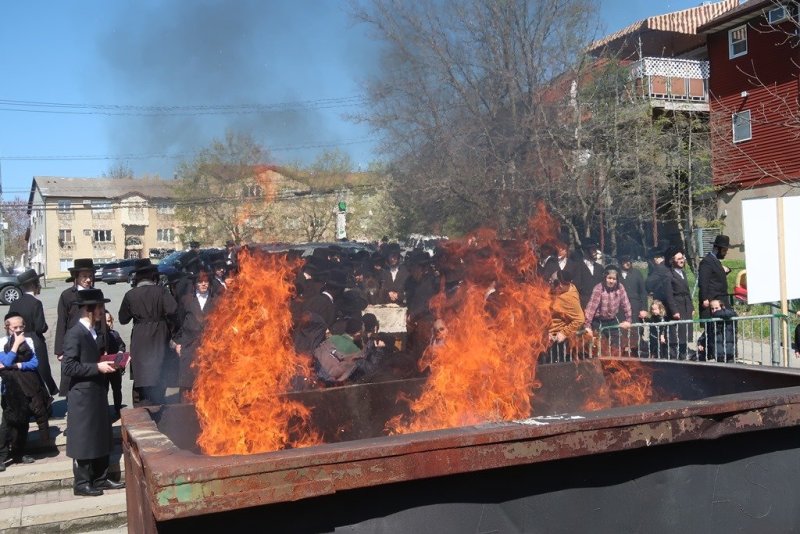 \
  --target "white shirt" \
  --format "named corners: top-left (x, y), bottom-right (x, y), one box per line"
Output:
top-left (196, 292), bottom-right (209, 310)
top-left (584, 259), bottom-right (595, 275)
top-left (78, 317), bottom-right (97, 340)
